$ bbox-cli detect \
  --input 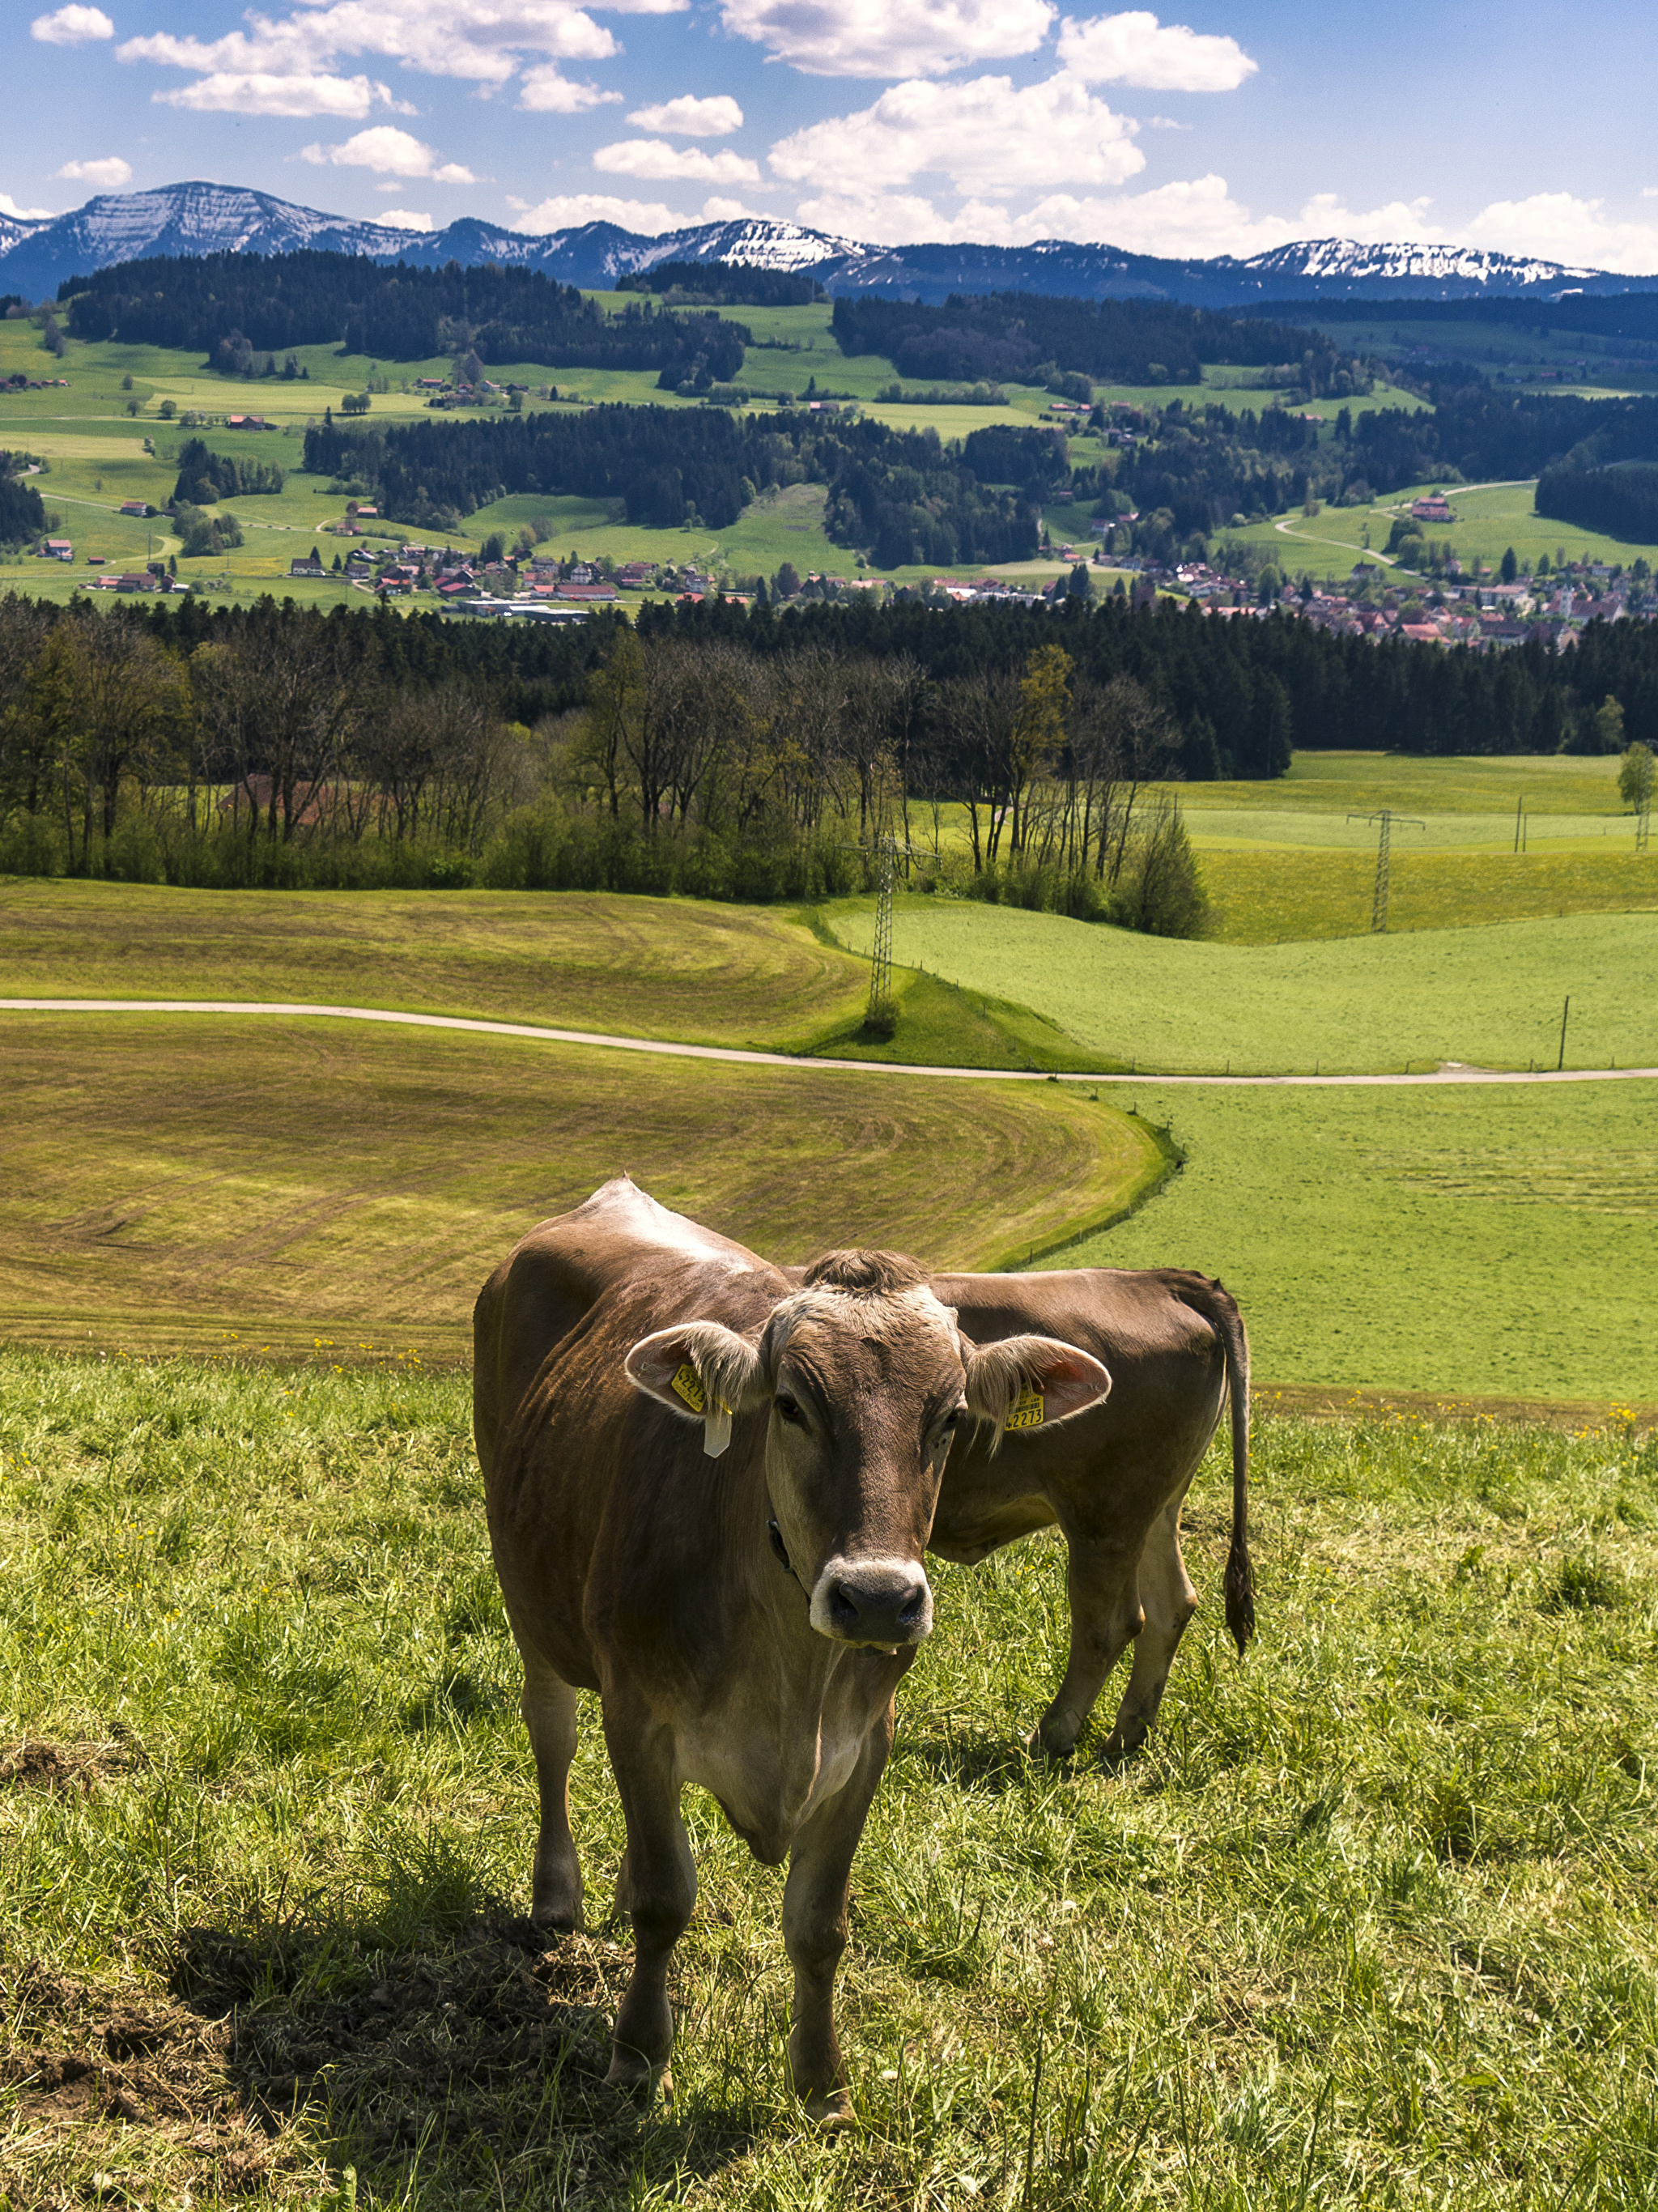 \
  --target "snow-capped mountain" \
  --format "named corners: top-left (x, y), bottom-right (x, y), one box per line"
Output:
top-left (0, 181), bottom-right (1652, 307)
